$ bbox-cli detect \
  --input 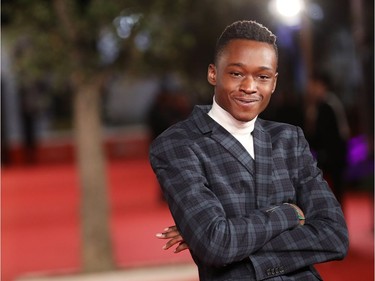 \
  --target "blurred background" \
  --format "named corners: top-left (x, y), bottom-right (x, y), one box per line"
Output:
top-left (1, 0), bottom-right (374, 281)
